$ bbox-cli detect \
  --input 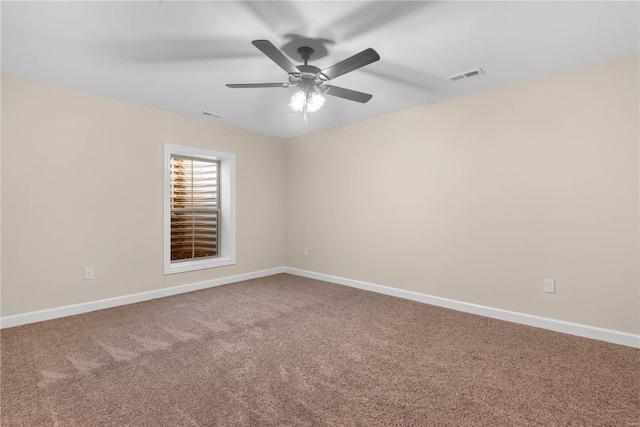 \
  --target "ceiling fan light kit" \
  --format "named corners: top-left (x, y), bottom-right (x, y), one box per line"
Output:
top-left (290, 89), bottom-right (325, 111)
top-left (227, 39), bottom-right (380, 124)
